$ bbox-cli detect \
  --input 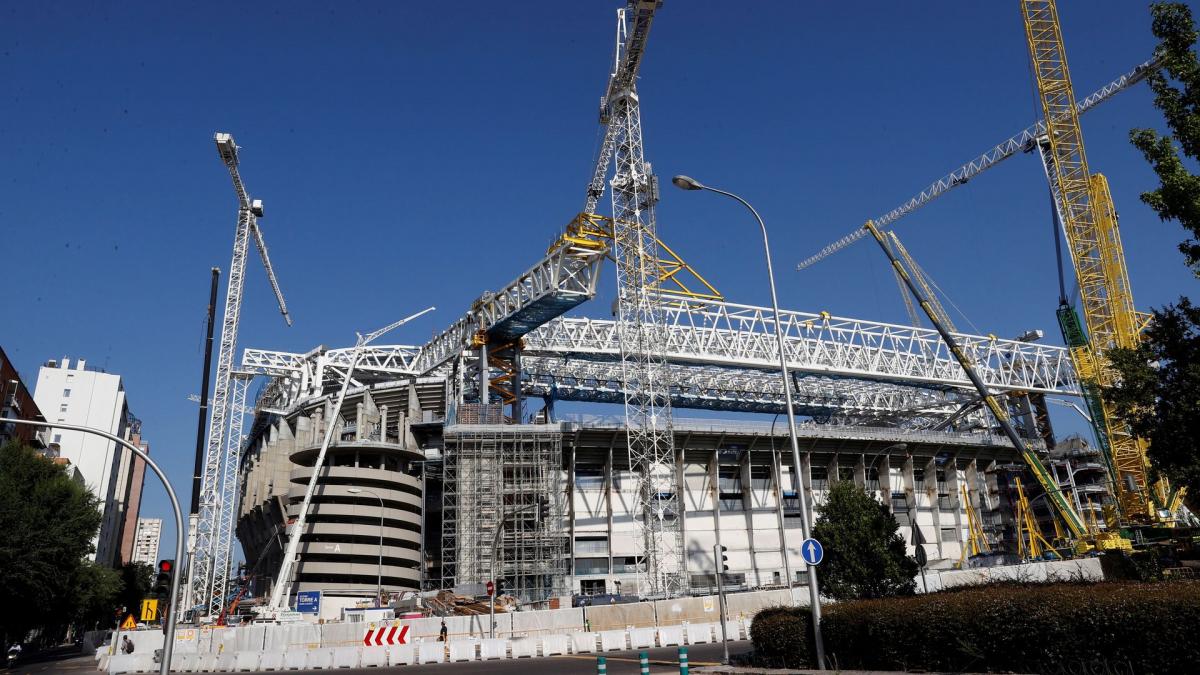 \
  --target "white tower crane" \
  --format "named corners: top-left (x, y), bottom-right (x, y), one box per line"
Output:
top-left (585, 0), bottom-right (685, 598)
top-left (186, 132), bottom-right (293, 620)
